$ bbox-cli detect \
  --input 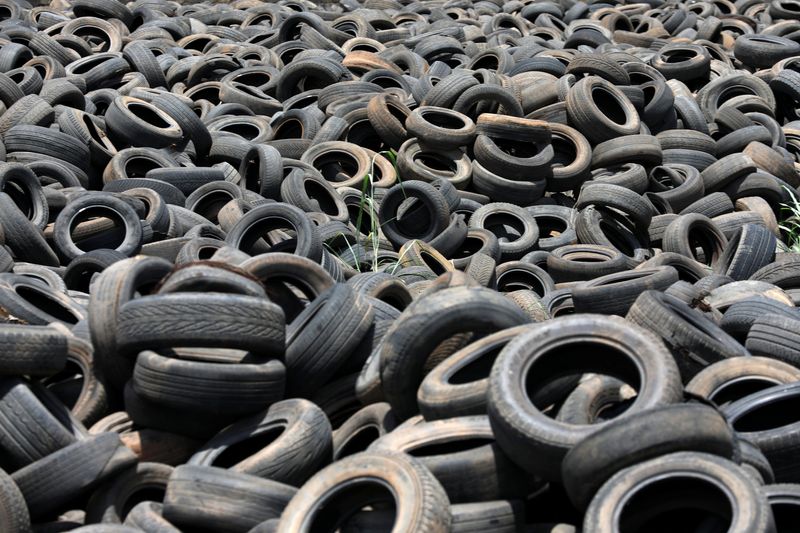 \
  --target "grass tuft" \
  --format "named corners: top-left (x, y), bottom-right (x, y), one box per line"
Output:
top-left (331, 149), bottom-right (399, 273)
top-left (779, 186), bottom-right (800, 253)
